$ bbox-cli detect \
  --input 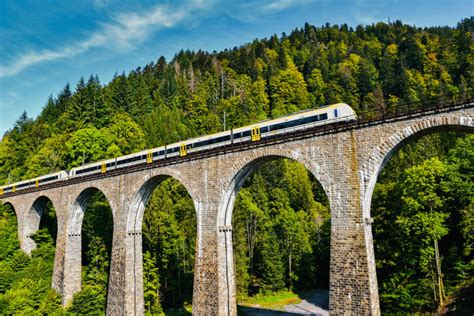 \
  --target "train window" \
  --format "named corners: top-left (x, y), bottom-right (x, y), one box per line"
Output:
top-left (304, 115), bottom-right (320, 124)
top-left (319, 113), bottom-right (328, 120)
top-left (243, 130), bottom-right (251, 137)
top-left (334, 109), bottom-right (338, 118)
top-left (271, 122), bottom-right (282, 131)
top-left (167, 147), bottom-right (179, 154)
top-left (77, 165), bottom-right (97, 174)
top-left (261, 126), bottom-right (269, 133)
top-left (195, 140), bottom-right (208, 148)
top-left (216, 135), bottom-right (230, 143)
top-left (39, 176), bottom-right (57, 183)
top-left (117, 157), bottom-right (132, 165)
